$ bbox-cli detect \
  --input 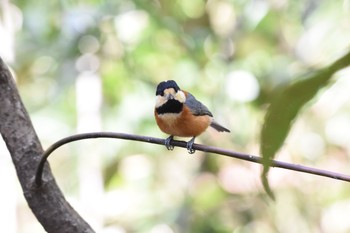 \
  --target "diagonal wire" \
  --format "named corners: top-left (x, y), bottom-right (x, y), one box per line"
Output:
top-left (35, 132), bottom-right (350, 187)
